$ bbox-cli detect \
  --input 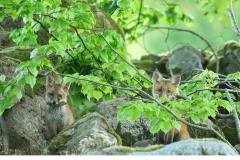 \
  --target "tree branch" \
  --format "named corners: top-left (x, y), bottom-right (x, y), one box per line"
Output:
top-left (227, 0), bottom-right (240, 42)
top-left (186, 87), bottom-right (240, 97)
top-left (100, 34), bottom-right (152, 83)
top-left (142, 26), bottom-right (219, 73)
top-left (0, 46), bottom-right (34, 54)
top-left (32, 17), bottom-right (76, 61)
